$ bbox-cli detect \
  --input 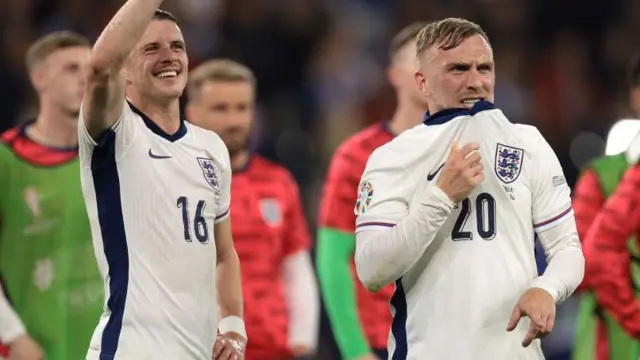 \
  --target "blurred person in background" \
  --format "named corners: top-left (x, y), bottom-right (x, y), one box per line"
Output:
top-left (315, 22), bottom-right (429, 360)
top-left (571, 54), bottom-right (640, 360)
top-left (0, 31), bottom-right (103, 360)
top-left (187, 59), bottom-right (319, 360)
